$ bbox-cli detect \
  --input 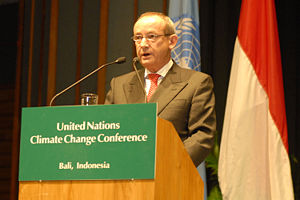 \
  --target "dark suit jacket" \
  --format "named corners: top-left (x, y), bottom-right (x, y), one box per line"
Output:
top-left (105, 63), bottom-right (216, 166)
